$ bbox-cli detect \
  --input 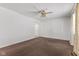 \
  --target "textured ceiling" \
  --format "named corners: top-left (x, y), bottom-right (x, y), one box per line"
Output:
top-left (0, 3), bottom-right (75, 20)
